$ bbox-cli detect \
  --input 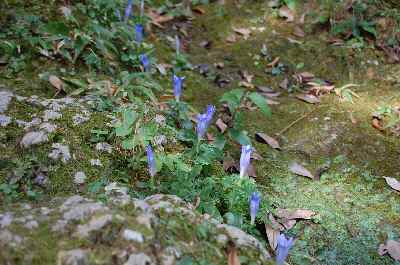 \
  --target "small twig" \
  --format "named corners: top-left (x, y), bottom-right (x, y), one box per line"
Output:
top-left (275, 107), bottom-right (319, 137)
